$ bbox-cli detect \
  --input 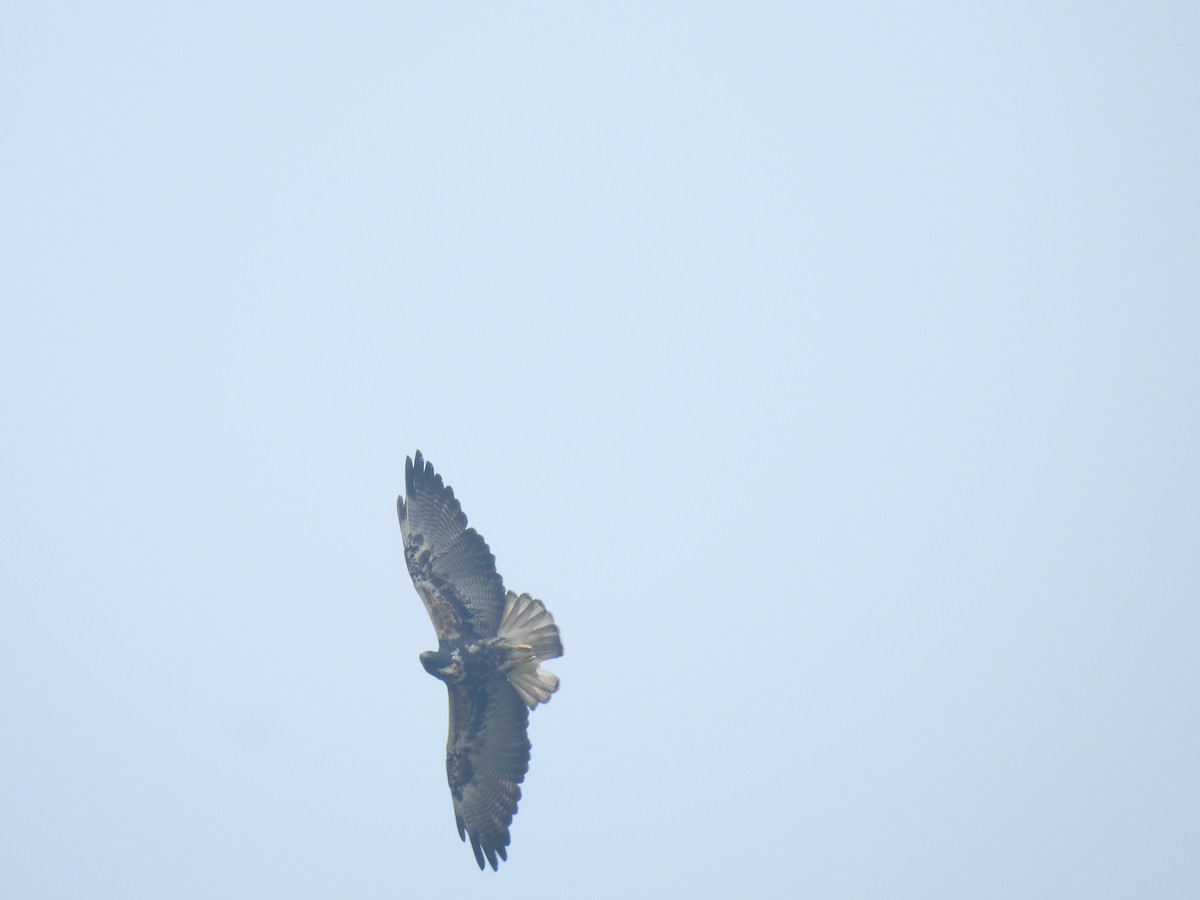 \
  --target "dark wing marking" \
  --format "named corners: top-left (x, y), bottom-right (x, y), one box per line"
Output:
top-left (397, 451), bottom-right (507, 642)
top-left (445, 676), bottom-right (532, 870)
